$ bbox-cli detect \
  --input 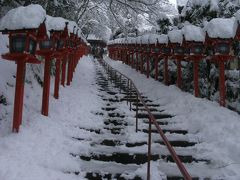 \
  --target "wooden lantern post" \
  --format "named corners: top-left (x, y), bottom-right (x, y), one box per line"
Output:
top-left (0, 5), bottom-right (44, 132)
top-left (182, 25), bottom-right (205, 97)
top-left (205, 34), bottom-right (234, 106)
top-left (205, 18), bottom-right (235, 106)
top-left (66, 26), bottom-right (76, 86)
top-left (168, 30), bottom-right (184, 89)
